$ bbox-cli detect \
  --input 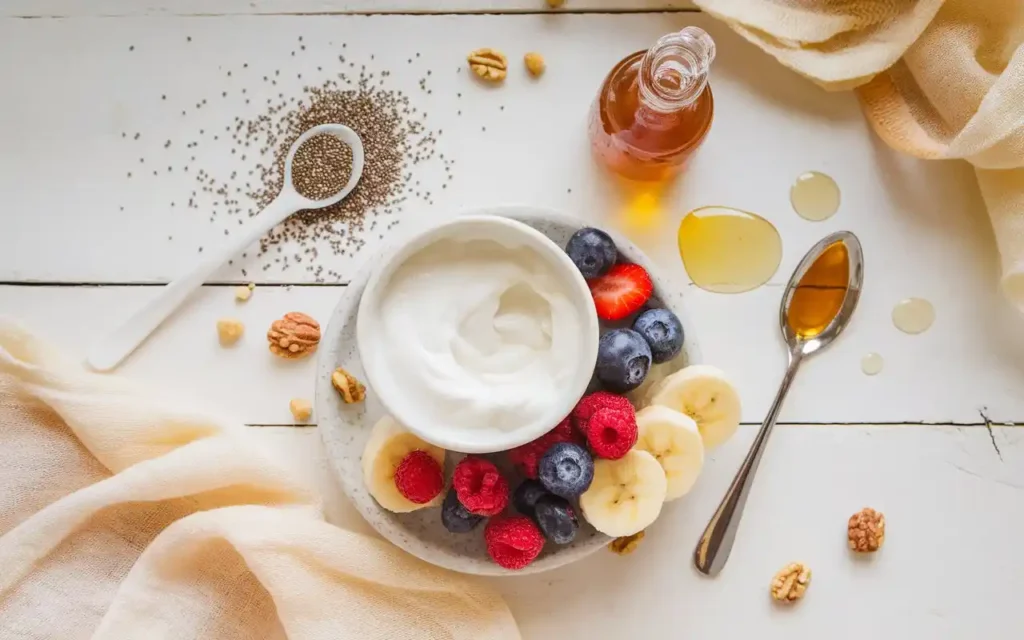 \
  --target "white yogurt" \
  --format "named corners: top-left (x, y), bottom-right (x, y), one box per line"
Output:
top-left (368, 234), bottom-right (587, 443)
